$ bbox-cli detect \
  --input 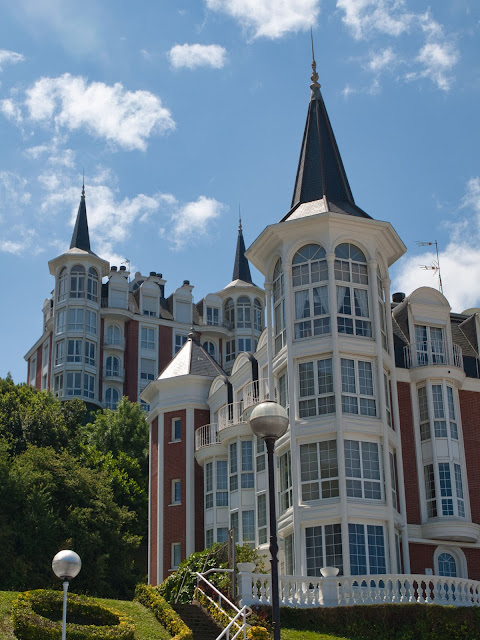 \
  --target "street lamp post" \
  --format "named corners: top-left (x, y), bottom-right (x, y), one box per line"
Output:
top-left (52, 550), bottom-right (82, 640)
top-left (248, 401), bottom-right (289, 640)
